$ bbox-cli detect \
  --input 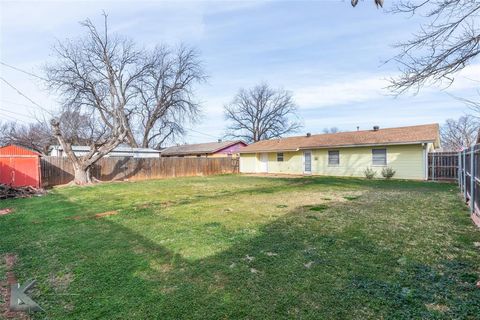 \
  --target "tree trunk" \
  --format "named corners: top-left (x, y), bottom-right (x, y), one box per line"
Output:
top-left (73, 165), bottom-right (93, 185)
top-left (50, 118), bottom-right (125, 185)
top-left (126, 129), bottom-right (138, 148)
